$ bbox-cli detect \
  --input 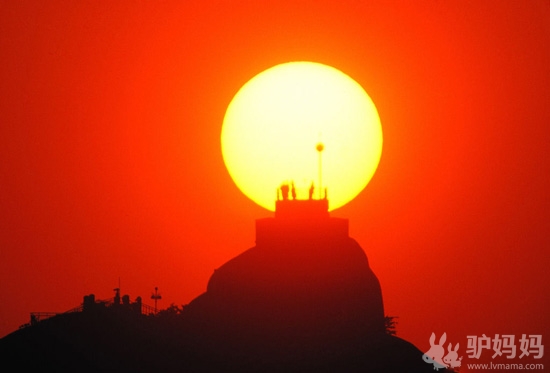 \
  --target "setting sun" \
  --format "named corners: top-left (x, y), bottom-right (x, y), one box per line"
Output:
top-left (221, 61), bottom-right (383, 211)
